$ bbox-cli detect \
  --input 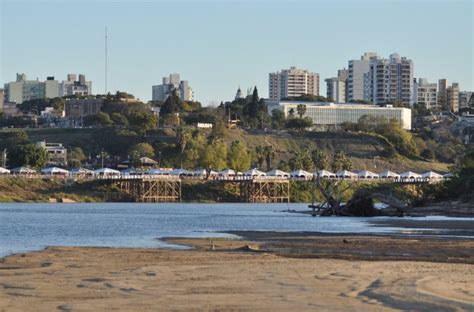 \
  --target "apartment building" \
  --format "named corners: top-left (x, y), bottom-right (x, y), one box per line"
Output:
top-left (268, 67), bottom-right (319, 100)
top-left (325, 68), bottom-right (348, 103)
top-left (347, 52), bottom-right (378, 101)
top-left (152, 73), bottom-right (194, 102)
top-left (365, 53), bottom-right (414, 106)
top-left (459, 91), bottom-right (473, 110)
top-left (413, 78), bottom-right (438, 110)
top-left (446, 83), bottom-right (460, 113)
